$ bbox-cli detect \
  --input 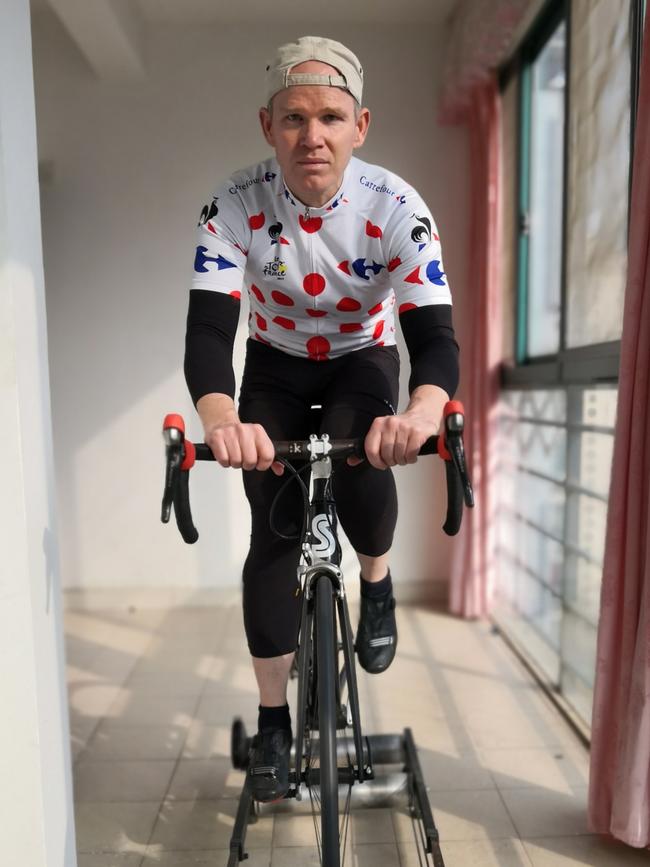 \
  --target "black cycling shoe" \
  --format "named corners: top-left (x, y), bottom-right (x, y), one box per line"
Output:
top-left (356, 590), bottom-right (398, 674)
top-left (248, 727), bottom-right (292, 802)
